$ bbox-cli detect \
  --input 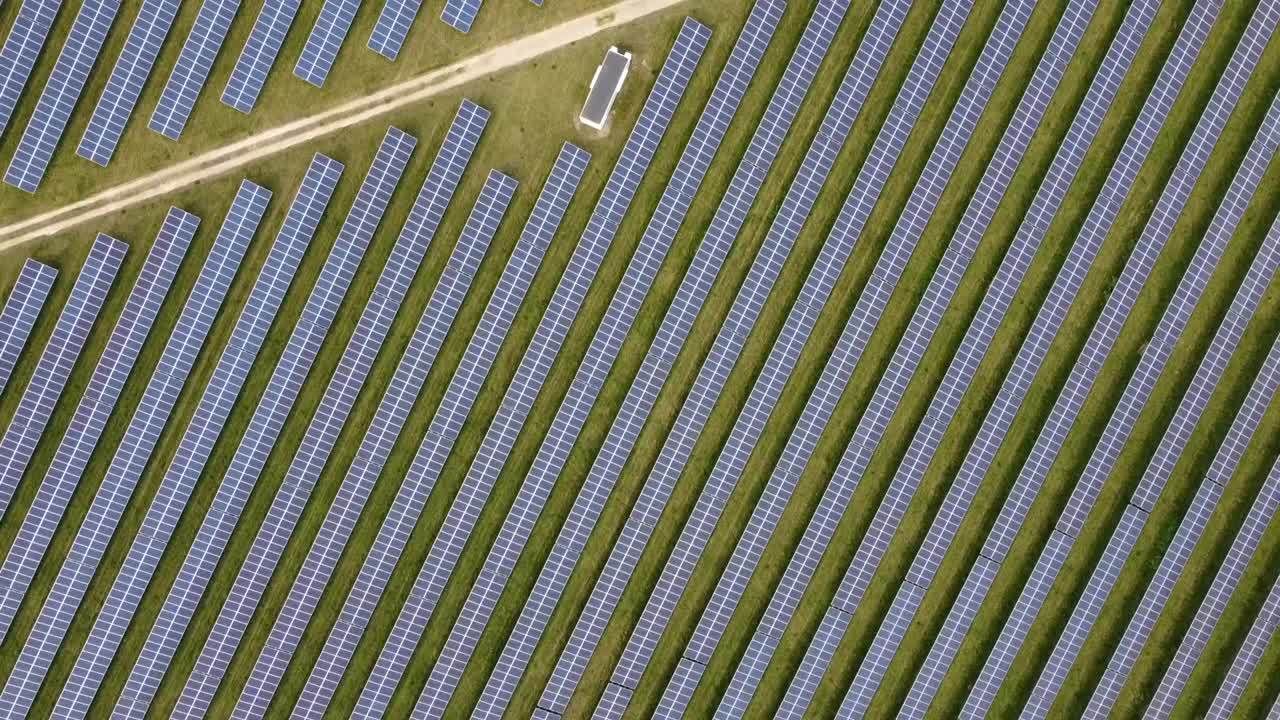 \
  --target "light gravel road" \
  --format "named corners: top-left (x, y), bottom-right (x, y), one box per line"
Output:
top-left (0, 0), bottom-right (691, 251)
